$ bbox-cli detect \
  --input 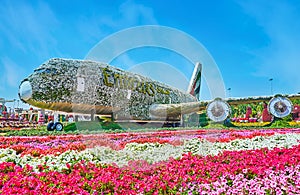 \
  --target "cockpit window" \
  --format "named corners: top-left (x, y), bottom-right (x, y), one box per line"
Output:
top-left (34, 68), bottom-right (57, 74)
